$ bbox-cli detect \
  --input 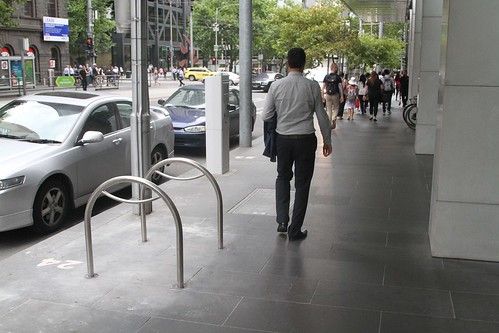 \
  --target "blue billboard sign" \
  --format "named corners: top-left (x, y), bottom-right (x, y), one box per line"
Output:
top-left (43, 17), bottom-right (69, 42)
